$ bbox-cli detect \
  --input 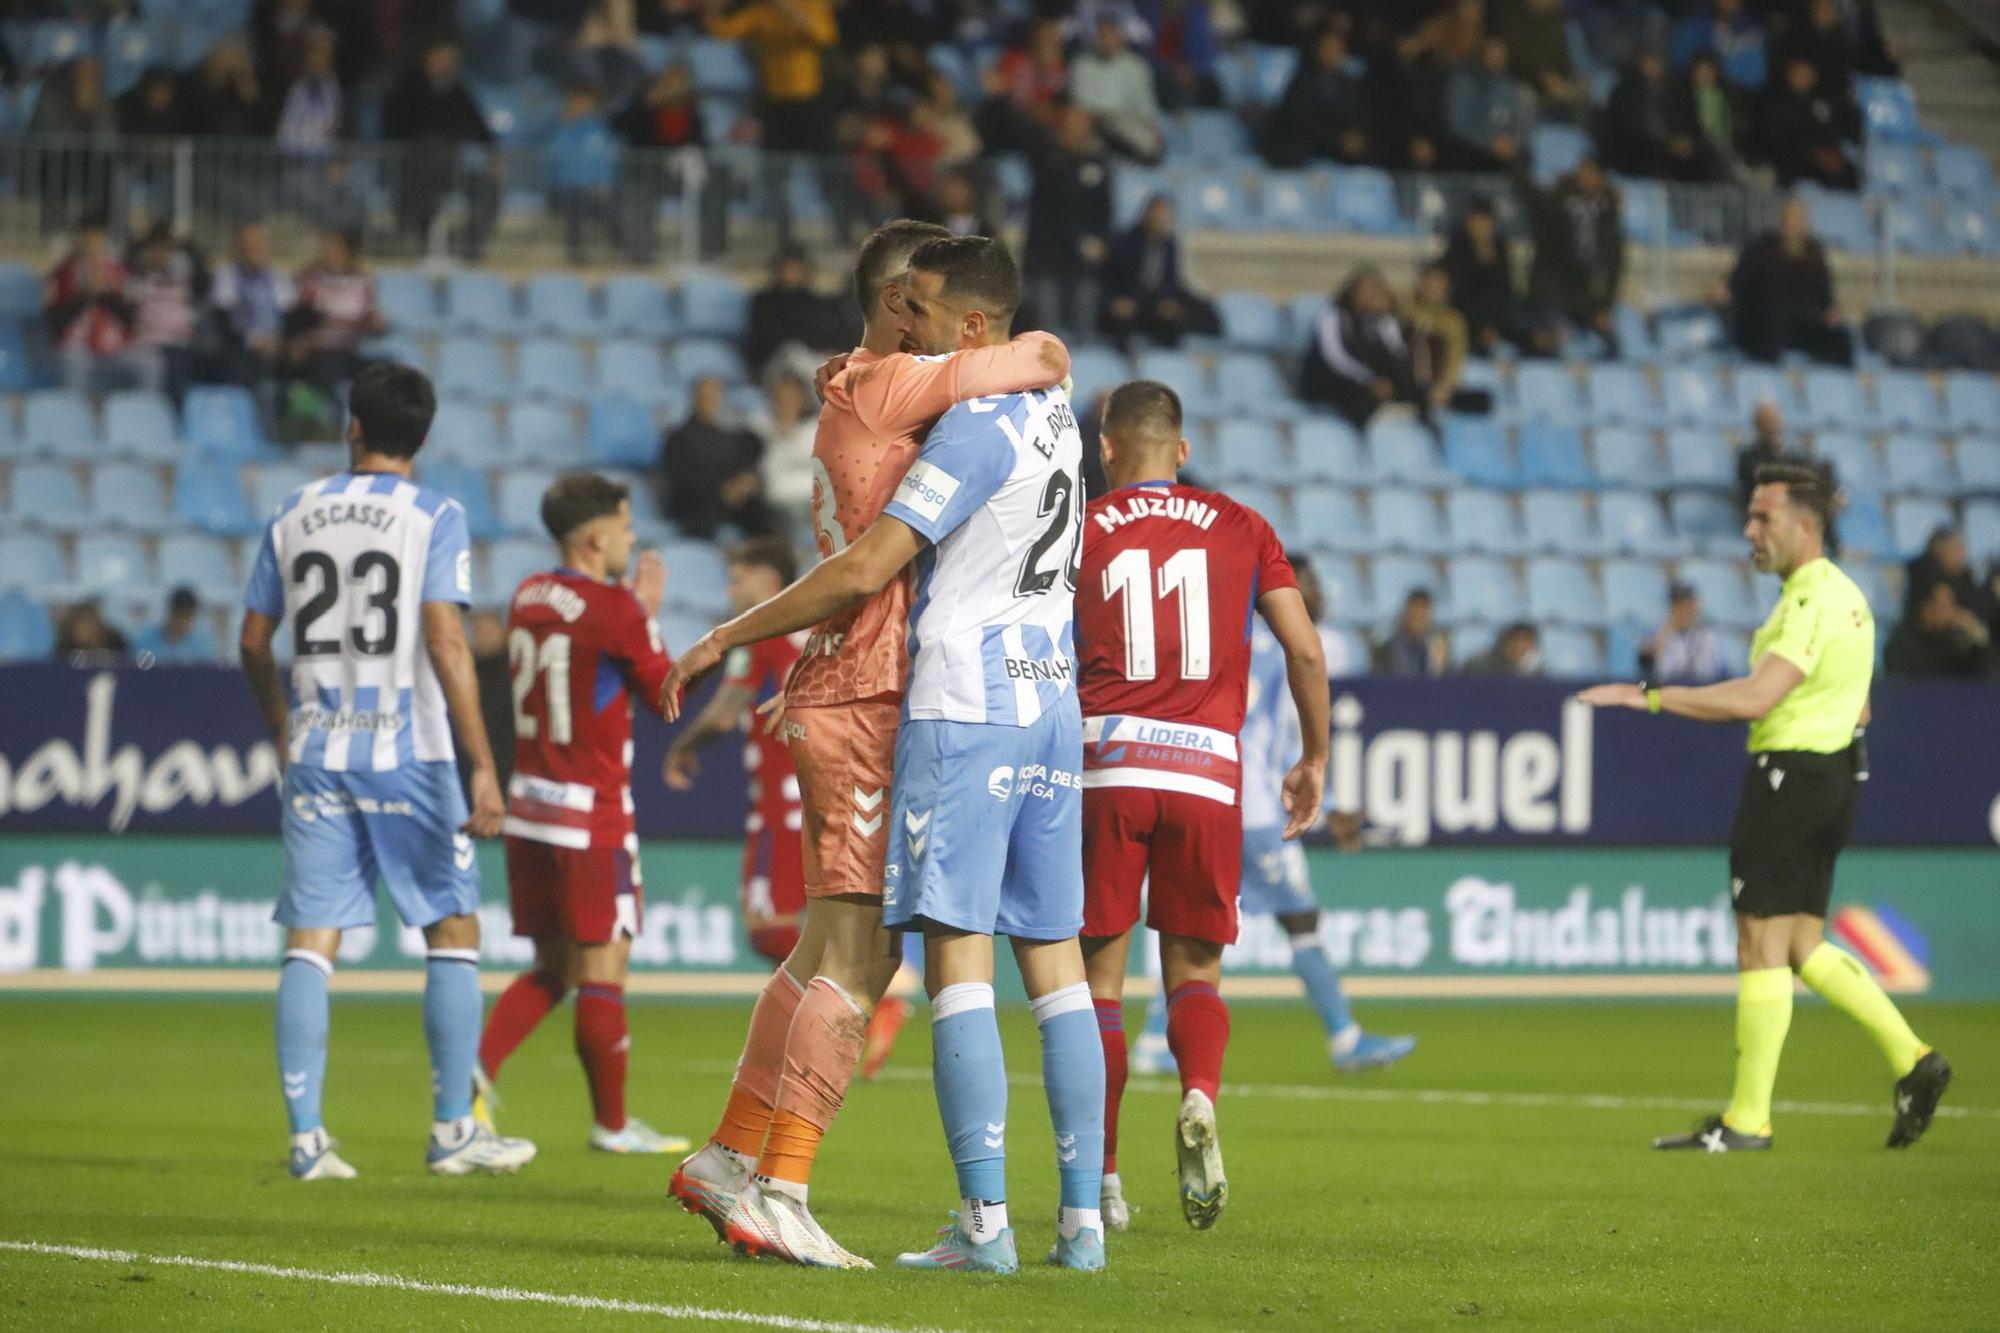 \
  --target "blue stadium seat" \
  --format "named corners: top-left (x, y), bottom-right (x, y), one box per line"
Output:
top-left (1369, 554), bottom-right (1439, 616)
top-left (156, 532), bottom-right (236, 601)
top-left (1592, 427), bottom-right (1663, 488)
top-left (518, 338), bottom-right (589, 402)
top-left (424, 401), bottom-right (496, 468)
top-left (483, 537), bottom-right (551, 603)
top-left (183, 386), bottom-right (268, 459)
top-left (1285, 292), bottom-right (1328, 349)
top-left (1519, 422), bottom-right (1595, 489)
top-left (0, 262), bottom-right (40, 318)
top-left (438, 338), bottom-right (509, 403)
top-left (1805, 188), bottom-right (1872, 252)
top-left (1527, 557), bottom-right (1604, 625)
top-left (678, 270), bottom-right (750, 339)
top-left (1958, 439), bottom-right (2000, 493)
top-left (1445, 489), bottom-right (1524, 555)
top-left (1290, 417), bottom-right (1371, 485)
top-left (1598, 490), bottom-right (1680, 557)
top-left (102, 390), bottom-right (180, 461)
top-left (416, 463), bottom-right (499, 541)
top-left (1677, 557), bottom-right (1756, 627)
top-left (1368, 416), bottom-right (1449, 485)
top-left (1114, 165), bottom-right (1178, 228)
top-left (0, 323), bottom-right (32, 394)
top-left (1890, 497), bottom-right (1955, 559)
top-left (1329, 167), bottom-right (1402, 235)
top-left (1942, 199), bottom-right (2000, 256)
top-left (1613, 304), bottom-right (1658, 362)
top-left (1652, 306), bottom-right (1728, 360)
top-left (1539, 626), bottom-right (1605, 677)
top-left (1934, 143), bottom-right (1996, 198)
top-left (89, 461), bottom-right (169, 531)
top-left (1812, 432), bottom-right (1885, 498)
top-left (1208, 419), bottom-right (1286, 483)
top-left (507, 403), bottom-right (585, 466)
top-left (1730, 364), bottom-right (1800, 419)
top-left (1586, 364), bottom-right (1653, 424)
top-left (27, 20), bottom-right (89, 68)
top-left (1228, 482), bottom-right (1286, 526)
top-left (1532, 123), bottom-right (1592, 182)
top-left (1669, 491), bottom-right (1740, 546)
top-left (1441, 413), bottom-right (1518, 487)
top-left (1293, 486), bottom-right (1371, 553)
top-left (1842, 558), bottom-right (1892, 619)
top-left (1837, 497), bottom-right (1892, 558)
top-left (1603, 558), bottom-right (1669, 626)
top-left (1521, 489), bottom-right (1601, 556)
top-left (173, 458), bottom-right (255, 536)
top-left (1514, 362), bottom-right (1583, 424)
top-left (1136, 349), bottom-right (1213, 416)
top-left (1964, 499), bottom-right (2000, 565)
top-left (374, 270), bottom-right (442, 334)
top-left (1801, 367), bottom-right (1865, 429)
top-left (1872, 370), bottom-right (1943, 432)
top-left (8, 461), bottom-right (84, 530)
top-left (660, 540), bottom-right (730, 612)
top-left (1213, 351), bottom-right (1291, 415)
top-left (1857, 77), bottom-right (1924, 142)
top-left (0, 531), bottom-right (67, 593)
top-left (687, 36), bottom-right (755, 95)
top-left (1664, 429), bottom-right (1734, 490)
top-left (668, 338), bottom-right (748, 386)
top-left (1448, 555), bottom-right (1522, 620)
top-left (1259, 171), bottom-right (1333, 231)
top-left (1885, 434), bottom-right (1955, 495)
top-left (1310, 554), bottom-right (1371, 624)
top-left (1217, 291), bottom-right (1283, 350)
top-left (72, 531), bottom-right (153, 594)
top-left (1371, 487), bottom-right (1447, 554)
top-left (23, 389), bottom-right (95, 451)
top-left (1660, 365), bottom-right (1728, 427)
top-left (602, 274), bottom-right (678, 339)
top-left (1943, 372), bottom-right (2000, 432)
top-left (1067, 346), bottom-right (1130, 408)
top-left (523, 273), bottom-right (594, 337)
top-left (1181, 172), bottom-right (1253, 231)
top-left (596, 340), bottom-right (674, 404)
top-left (445, 271), bottom-right (515, 333)
top-left (497, 470), bottom-right (563, 537)
top-left (360, 334), bottom-right (431, 376)
top-left (249, 463), bottom-right (319, 519)
top-left (1884, 198), bottom-right (1952, 257)
top-left (1182, 108), bottom-right (1251, 162)
top-left (1866, 141), bottom-right (1925, 195)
